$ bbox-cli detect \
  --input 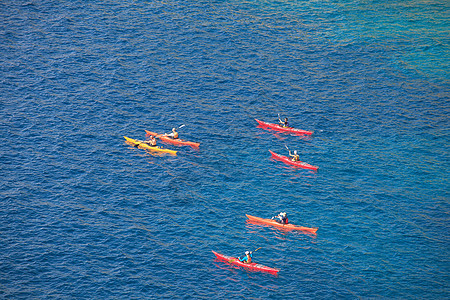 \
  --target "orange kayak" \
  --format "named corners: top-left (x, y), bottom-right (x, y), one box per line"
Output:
top-left (145, 130), bottom-right (200, 148)
top-left (212, 251), bottom-right (279, 275)
top-left (255, 119), bottom-right (313, 135)
top-left (269, 150), bottom-right (318, 171)
top-left (246, 214), bottom-right (318, 234)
